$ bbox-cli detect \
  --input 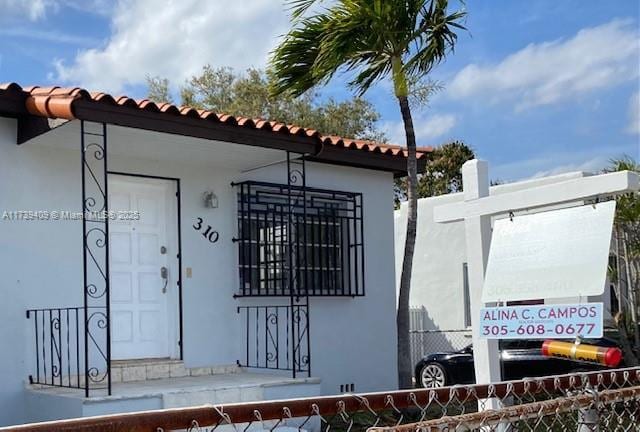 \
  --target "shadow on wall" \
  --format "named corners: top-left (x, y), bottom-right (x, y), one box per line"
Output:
top-left (409, 306), bottom-right (472, 367)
